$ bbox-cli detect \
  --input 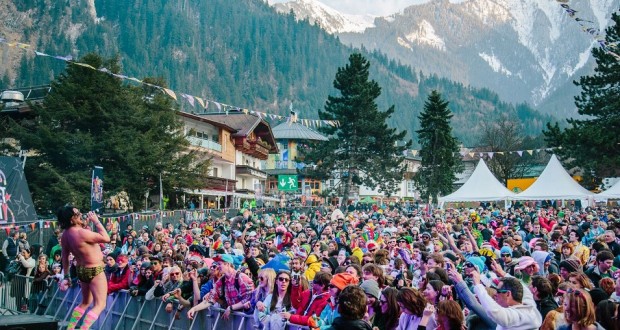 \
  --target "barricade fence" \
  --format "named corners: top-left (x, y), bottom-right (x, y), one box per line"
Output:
top-left (1, 274), bottom-right (309, 329)
top-left (0, 206), bottom-right (319, 253)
